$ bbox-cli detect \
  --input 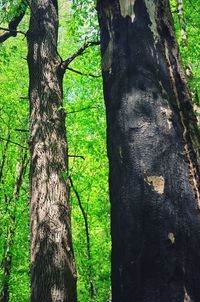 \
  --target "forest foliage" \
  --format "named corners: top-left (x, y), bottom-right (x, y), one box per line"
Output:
top-left (0, 0), bottom-right (199, 301)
